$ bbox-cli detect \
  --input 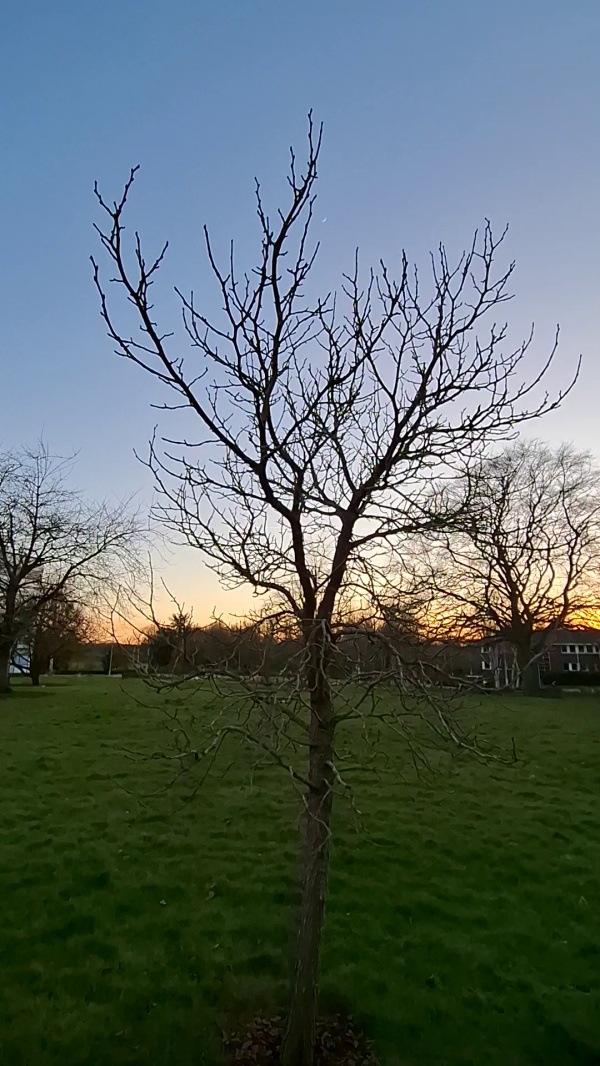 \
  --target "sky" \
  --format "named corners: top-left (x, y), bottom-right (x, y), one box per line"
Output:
top-left (1, 0), bottom-right (599, 620)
